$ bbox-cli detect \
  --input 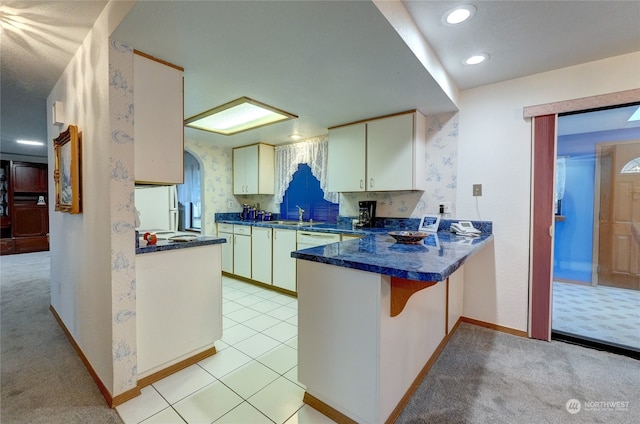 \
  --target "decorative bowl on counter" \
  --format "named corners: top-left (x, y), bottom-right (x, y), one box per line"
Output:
top-left (388, 231), bottom-right (430, 244)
